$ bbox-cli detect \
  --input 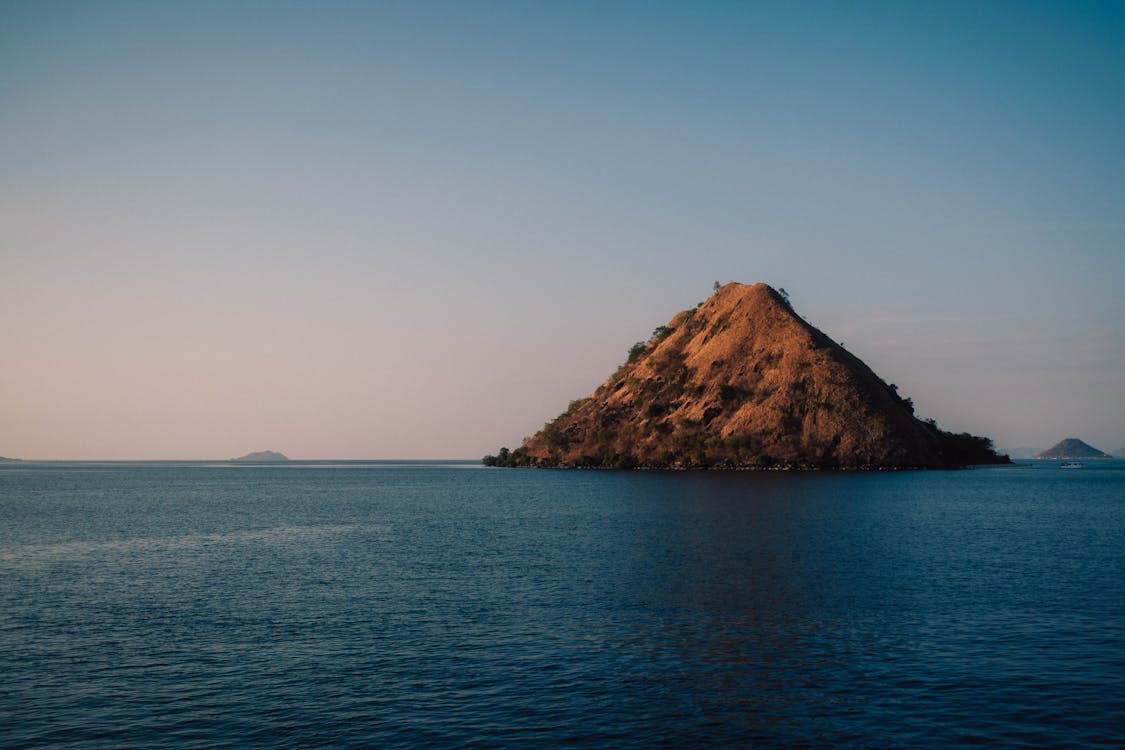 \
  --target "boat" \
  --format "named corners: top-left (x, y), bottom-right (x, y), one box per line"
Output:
top-left (1060, 462), bottom-right (1083, 469)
